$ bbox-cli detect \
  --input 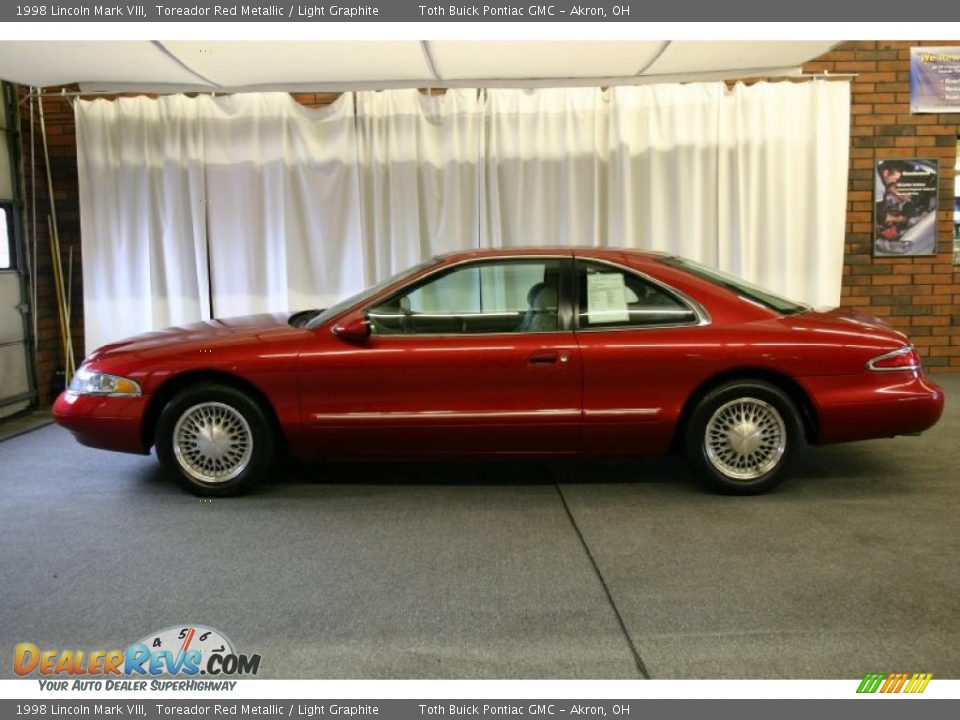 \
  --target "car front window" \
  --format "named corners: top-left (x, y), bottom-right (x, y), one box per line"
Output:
top-left (306, 260), bottom-right (438, 329)
top-left (368, 259), bottom-right (564, 335)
